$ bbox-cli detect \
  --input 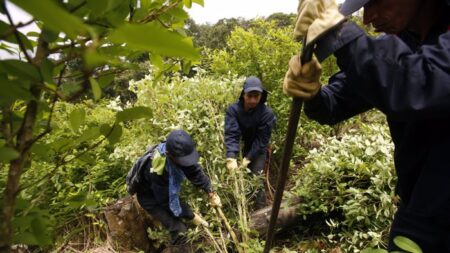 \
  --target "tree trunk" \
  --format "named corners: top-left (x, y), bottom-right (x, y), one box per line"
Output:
top-left (103, 196), bottom-right (304, 251)
top-left (250, 197), bottom-right (302, 236)
top-left (0, 101), bottom-right (38, 253)
top-left (103, 195), bottom-right (160, 252)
